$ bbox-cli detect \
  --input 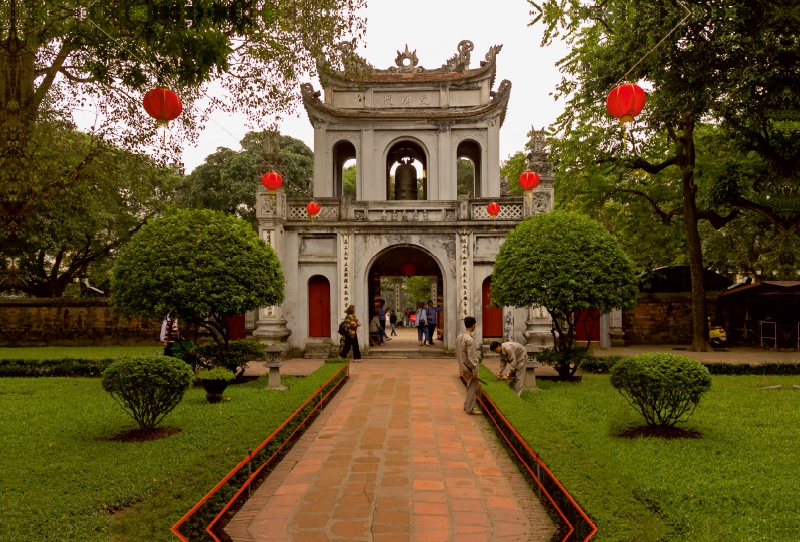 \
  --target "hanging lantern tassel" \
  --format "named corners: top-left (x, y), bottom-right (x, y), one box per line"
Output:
top-left (518, 170), bottom-right (540, 205)
top-left (261, 171), bottom-right (283, 205)
top-left (306, 201), bottom-right (321, 224)
top-left (486, 201), bottom-right (501, 226)
top-left (606, 83), bottom-right (647, 147)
